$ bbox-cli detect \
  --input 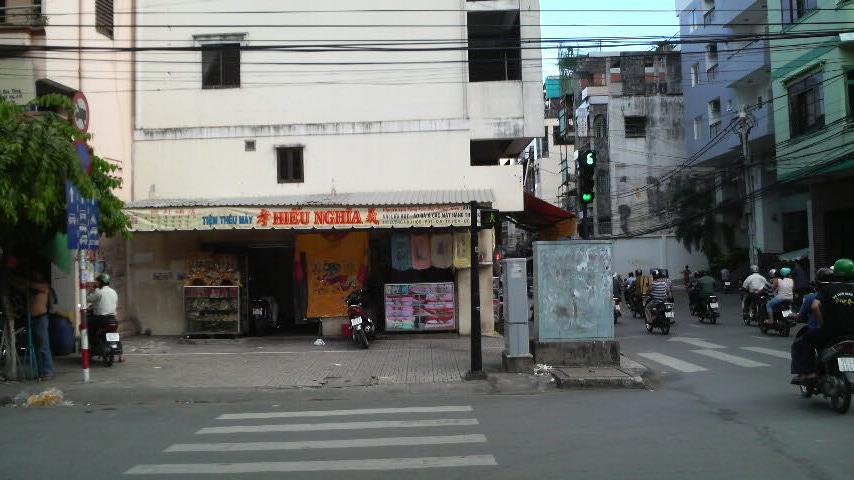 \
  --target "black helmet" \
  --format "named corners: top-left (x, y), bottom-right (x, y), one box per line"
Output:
top-left (815, 267), bottom-right (834, 284)
top-left (635, 269), bottom-right (642, 276)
